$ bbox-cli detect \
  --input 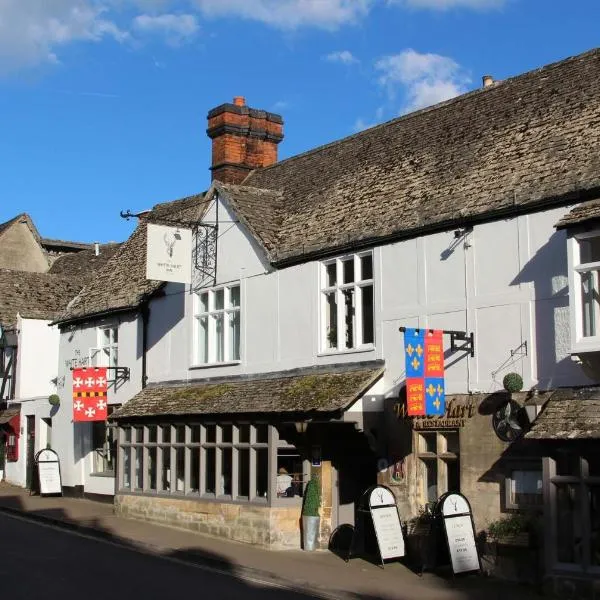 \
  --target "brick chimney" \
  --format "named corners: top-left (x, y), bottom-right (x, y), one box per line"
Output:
top-left (207, 96), bottom-right (284, 184)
